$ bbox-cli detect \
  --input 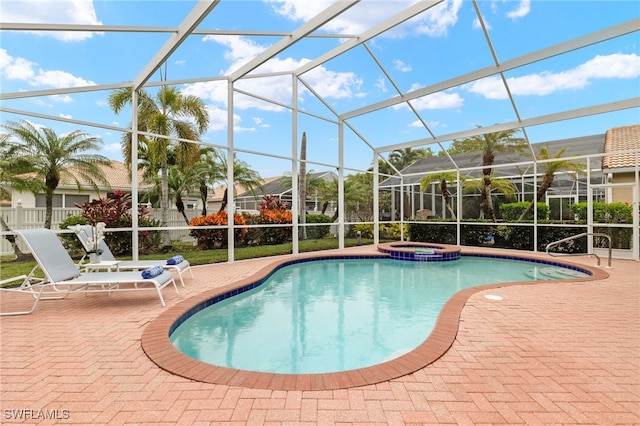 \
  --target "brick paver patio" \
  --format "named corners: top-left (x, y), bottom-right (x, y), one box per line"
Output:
top-left (1, 246), bottom-right (638, 425)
